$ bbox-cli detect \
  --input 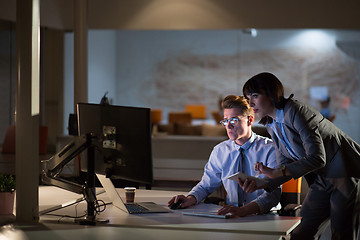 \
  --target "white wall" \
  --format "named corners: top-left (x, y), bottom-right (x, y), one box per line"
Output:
top-left (63, 29), bottom-right (360, 142)
top-left (63, 30), bottom-right (117, 134)
top-left (115, 30), bottom-right (239, 108)
top-left (63, 32), bottom-right (74, 134)
top-left (88, 30), bottom-right (117, 105)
